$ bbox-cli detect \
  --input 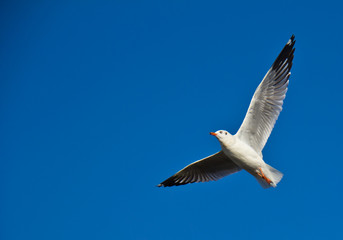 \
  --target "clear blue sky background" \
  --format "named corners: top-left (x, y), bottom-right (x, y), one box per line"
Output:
top-left (1, 1), bottom-right (343, 239)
